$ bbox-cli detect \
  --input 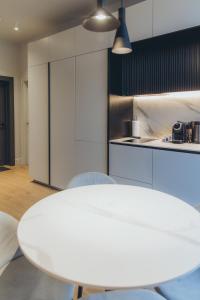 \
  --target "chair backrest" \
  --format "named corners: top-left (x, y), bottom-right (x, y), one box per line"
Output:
top-left (0, 212), bottom-right (18, 275)
top-left (68, 172), bottom-right (116, 189)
